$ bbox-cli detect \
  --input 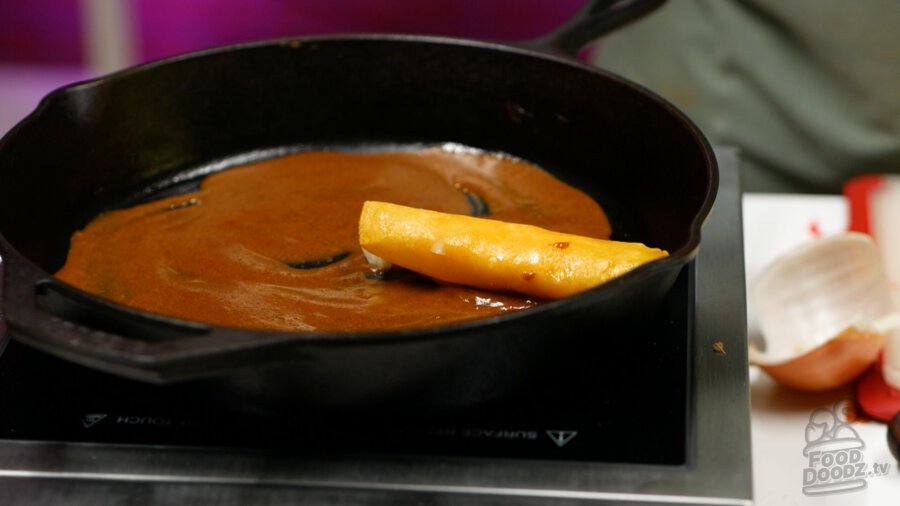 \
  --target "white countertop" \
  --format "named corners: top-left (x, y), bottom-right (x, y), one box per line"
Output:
top-left (744, 194), bottom-right (899, 505)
